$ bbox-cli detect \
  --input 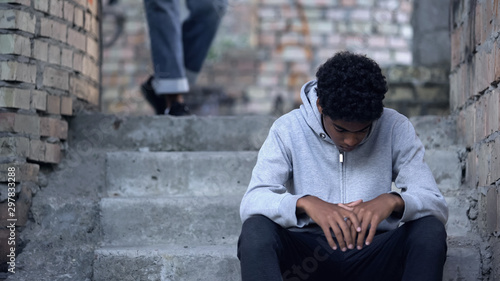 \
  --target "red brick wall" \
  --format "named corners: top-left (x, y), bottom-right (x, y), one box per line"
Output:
top-left (101, 0), bottom-right (417, 115)
top-left (251, 0), bottom-right (413, 112)
top-left (1, 0), bottom-right (100, 166)
top-left (450, 0), bottom-right (500, 277)
top-left (101, 0), bottom-right (259, 115)
top-left (0, 0), bottom-right (101, 258)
